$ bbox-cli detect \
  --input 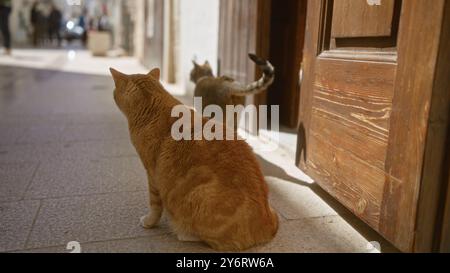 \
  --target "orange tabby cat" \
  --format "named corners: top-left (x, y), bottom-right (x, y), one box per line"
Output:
top-left (110, 67), bottom-right (278, 251)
